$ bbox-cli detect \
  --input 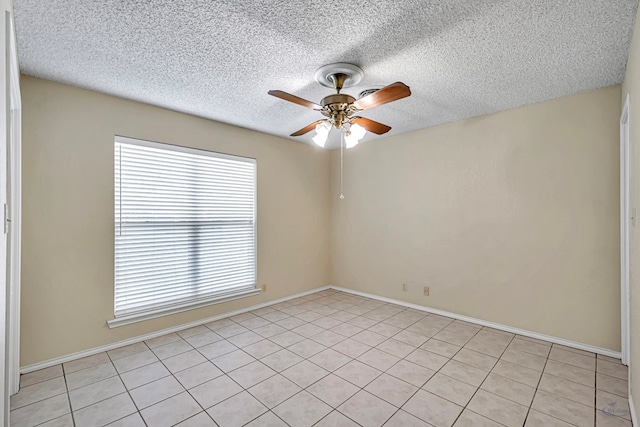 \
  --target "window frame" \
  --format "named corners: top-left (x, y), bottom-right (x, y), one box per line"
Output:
top-left (108, 135), bottom-right (259, 328)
